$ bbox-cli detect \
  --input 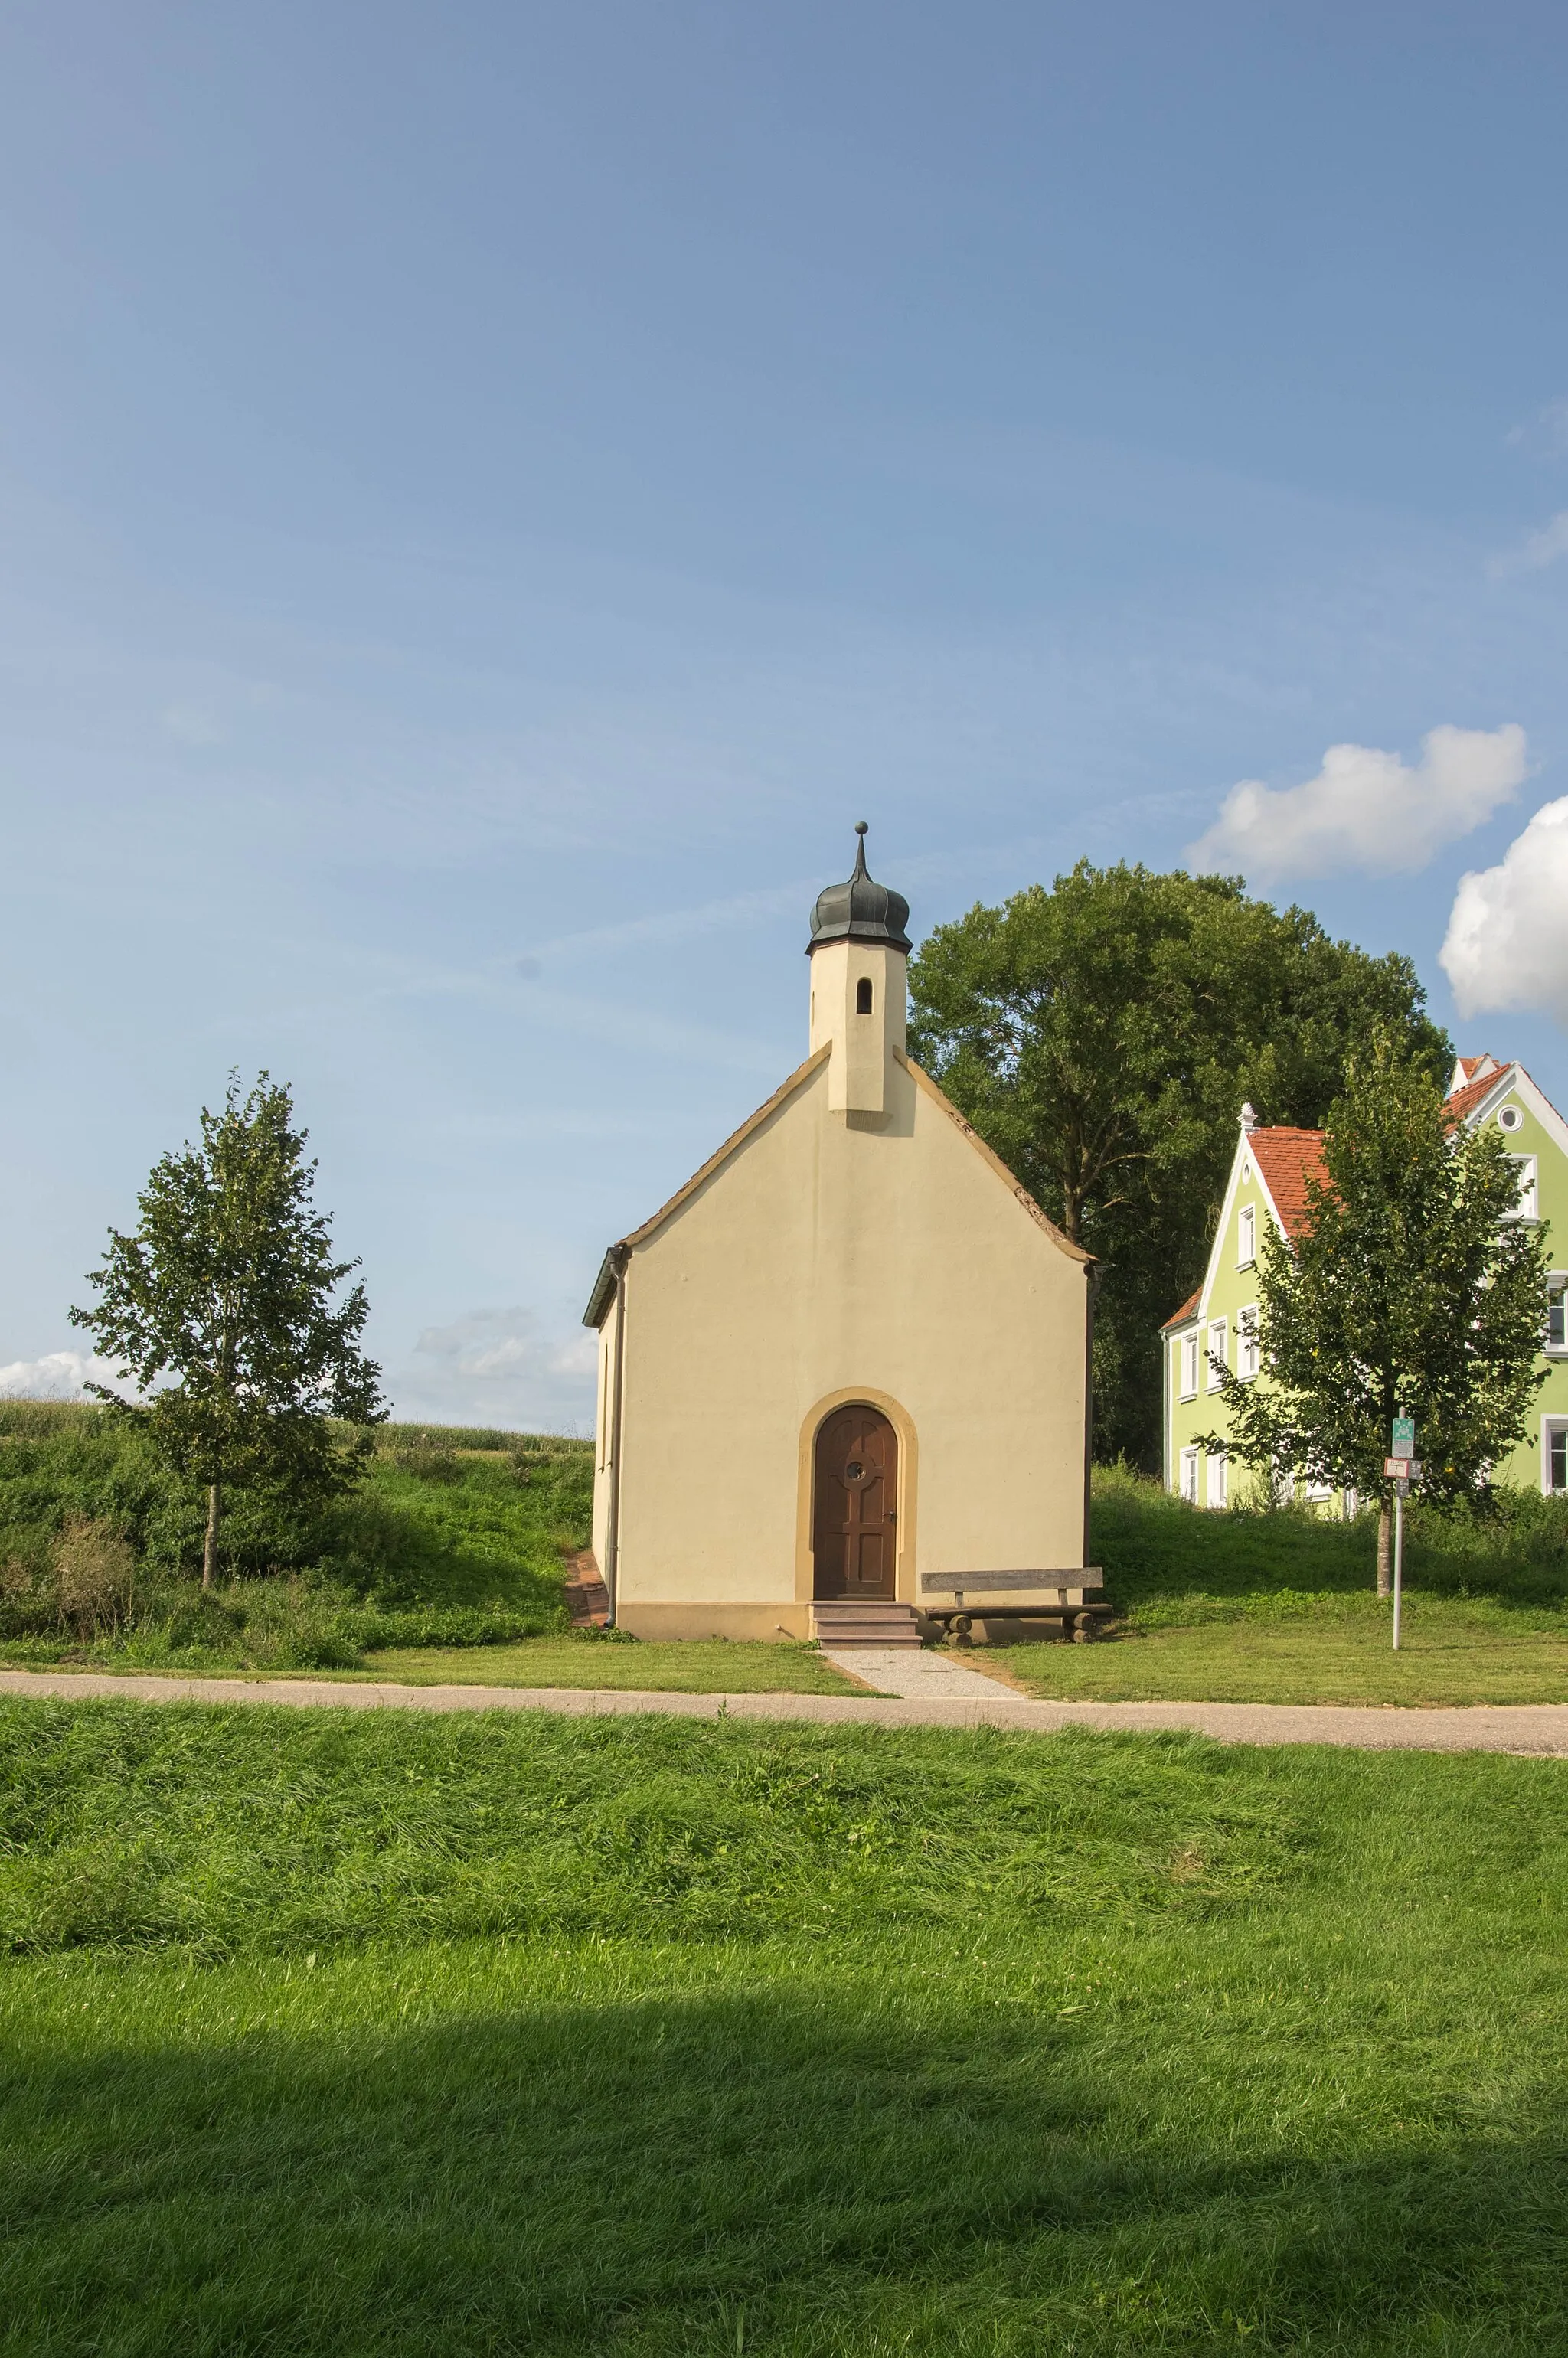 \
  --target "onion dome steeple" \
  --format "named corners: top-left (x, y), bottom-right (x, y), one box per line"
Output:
top-left (807, 823), bottom-right (912, 955)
